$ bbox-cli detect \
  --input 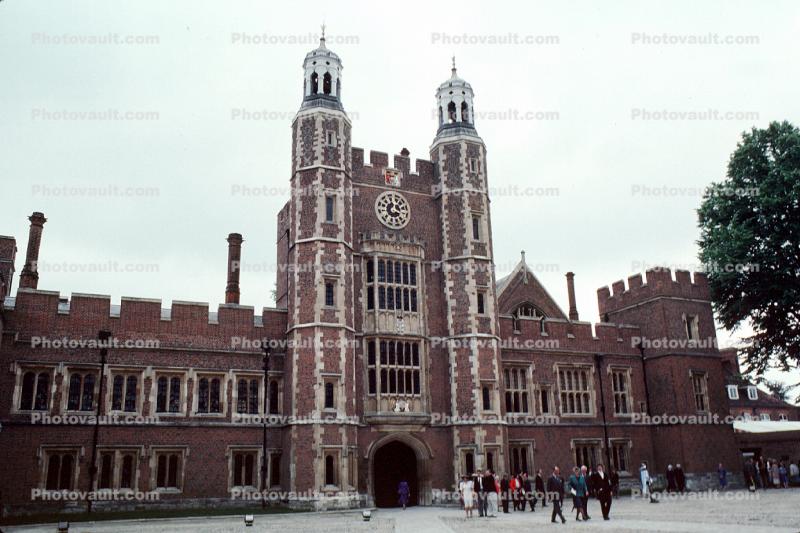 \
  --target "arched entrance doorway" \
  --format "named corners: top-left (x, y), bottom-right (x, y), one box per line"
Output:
top-left (373, 440), bottom-right (419, 507)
